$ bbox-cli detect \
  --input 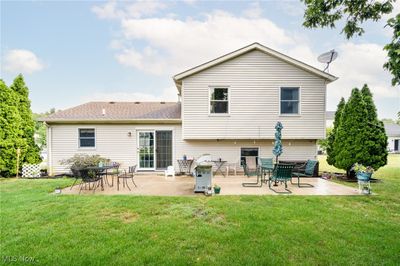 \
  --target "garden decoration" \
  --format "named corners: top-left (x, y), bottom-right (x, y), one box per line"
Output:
top-left (272, 122), bottom-right (283, 163)
top-left (213, 184), bottom-right (221, 194)
top-left (351, 163), bottom-right (374, 195)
